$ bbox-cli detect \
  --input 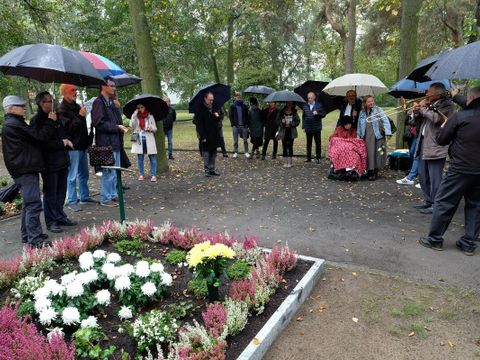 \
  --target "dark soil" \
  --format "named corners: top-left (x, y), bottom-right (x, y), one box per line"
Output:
top-left (2, 239), bottom-right (312, 359)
